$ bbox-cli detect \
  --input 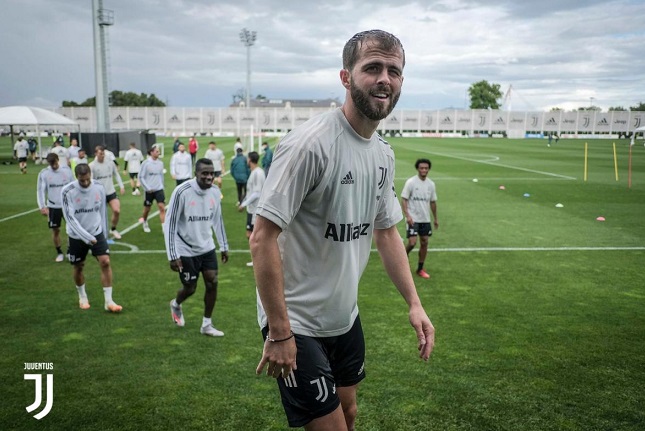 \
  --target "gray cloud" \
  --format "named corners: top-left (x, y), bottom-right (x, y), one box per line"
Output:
top-left (1, 0), bottom-right (643, 111)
